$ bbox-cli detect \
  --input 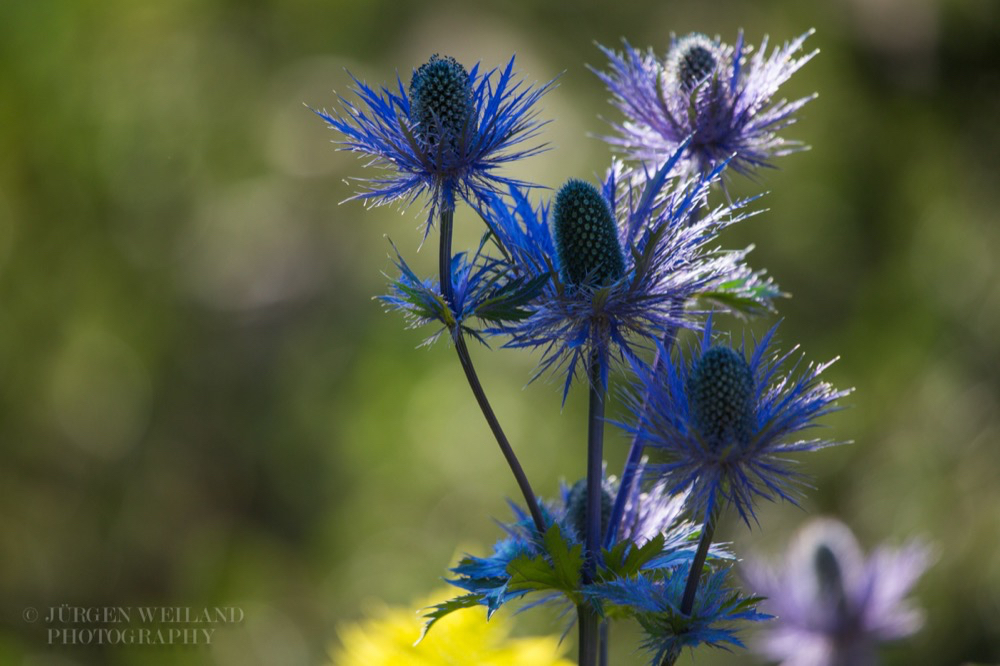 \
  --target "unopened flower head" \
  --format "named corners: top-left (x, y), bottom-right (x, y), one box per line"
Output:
top-left (622, 318), bottom-right (849, 524)
top-left (408, 55), bottom-right (475, 152)
top-left (315, 54), bottom-right (553, 232)
top-left (594, 30), bottom-right (817, 180)
top-left (743, 518), bottom-right (933, 666)
top-left (483, 148), bottom-right (769, 398)
top-left (552, 180), bottom-right (626, 288)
